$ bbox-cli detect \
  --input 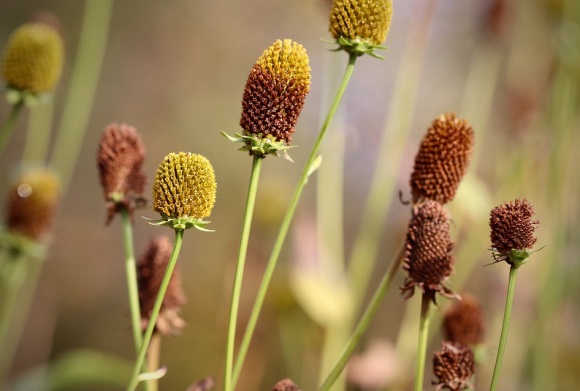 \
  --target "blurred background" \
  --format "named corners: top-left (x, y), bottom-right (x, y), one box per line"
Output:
top-left (0, 0), bottom-right (579, 390)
